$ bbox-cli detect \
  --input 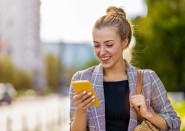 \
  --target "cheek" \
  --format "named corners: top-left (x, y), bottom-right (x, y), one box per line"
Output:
top-left (107, 48), bottom-right (117, 54)
top-left (110, 47), bottom-right (123, 56)
top-left (94, 48), bottom-right (99, 56)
